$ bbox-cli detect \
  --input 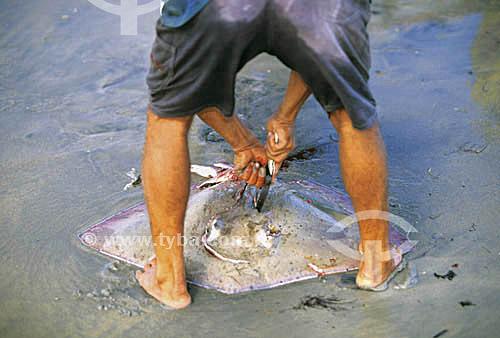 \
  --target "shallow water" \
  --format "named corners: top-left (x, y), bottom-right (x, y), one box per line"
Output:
top-left (1, 0), bottom-right (499, 337)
